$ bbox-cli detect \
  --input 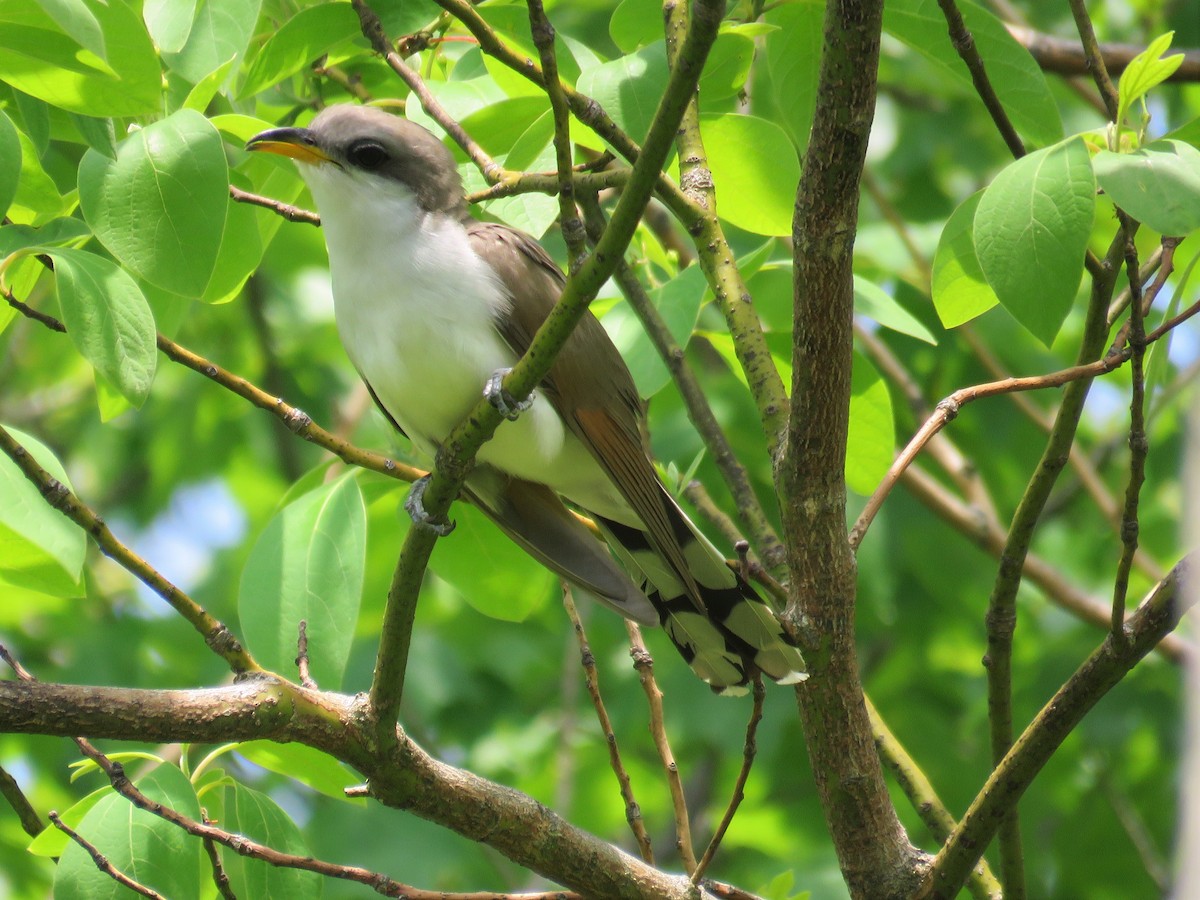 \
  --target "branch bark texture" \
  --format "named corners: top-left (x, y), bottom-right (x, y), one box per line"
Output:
top-left (779, 0), bottom-right (924, 896)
